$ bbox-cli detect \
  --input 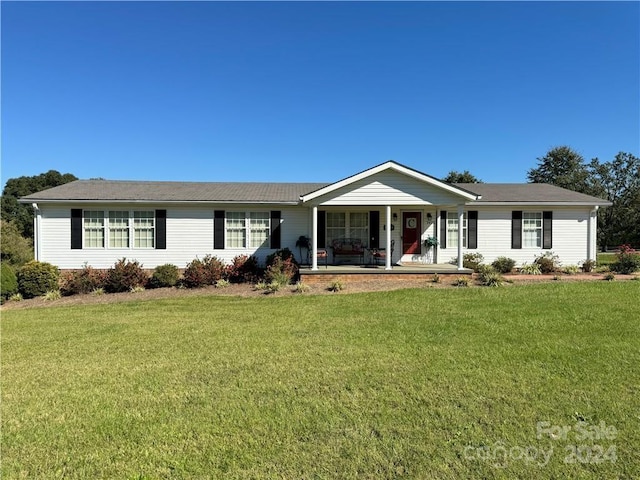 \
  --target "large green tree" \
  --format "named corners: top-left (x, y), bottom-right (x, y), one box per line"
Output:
top-left (443, 170), bottom-right (482, 183)
top-left (1, 170), bottom-right (77, 239)
top-left (0, 220), bottom-right (33, 267)
top-left (529, 147), bottom-right (640, 249)
top-left (588, 152), bottom-right (640, 248)
top-left (527, 146), bottom-right (592, 193)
